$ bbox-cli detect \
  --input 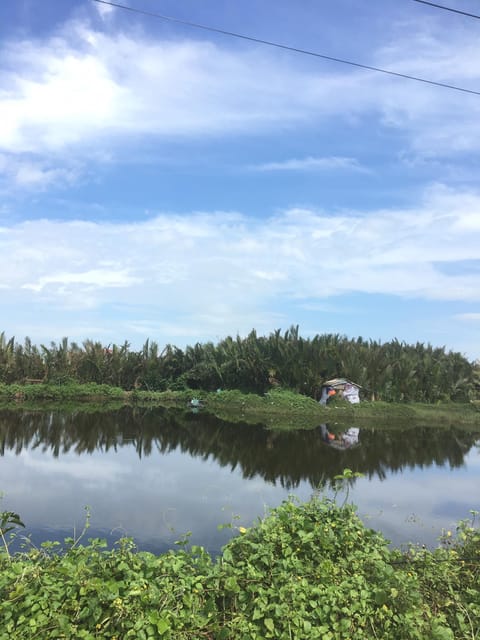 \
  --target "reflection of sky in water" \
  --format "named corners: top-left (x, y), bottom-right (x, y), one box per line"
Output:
top-left (349, 453), bottom-right (480, 549)
top-left (1, 439), bottom-right (479, 554)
